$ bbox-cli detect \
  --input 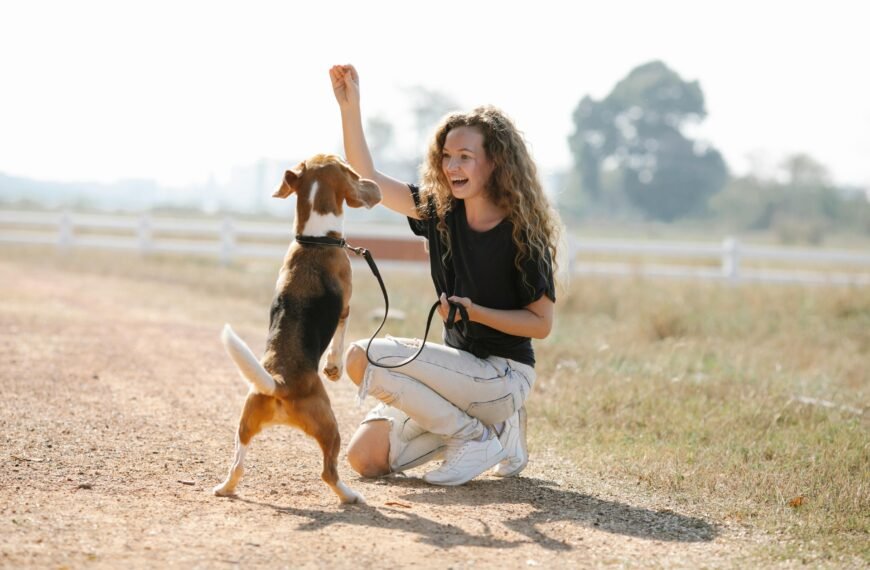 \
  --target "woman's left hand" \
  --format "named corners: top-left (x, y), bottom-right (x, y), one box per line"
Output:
top-left (437, 292), bottom-right (474, 323)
